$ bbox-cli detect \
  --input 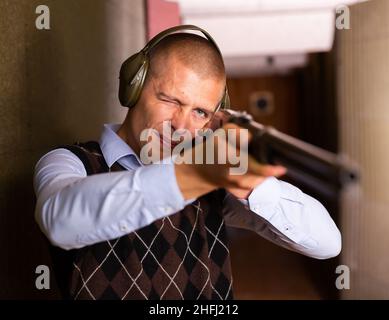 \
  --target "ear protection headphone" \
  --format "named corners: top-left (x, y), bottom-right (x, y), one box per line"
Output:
top-left (118, 25), bottom-right (230, 110)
